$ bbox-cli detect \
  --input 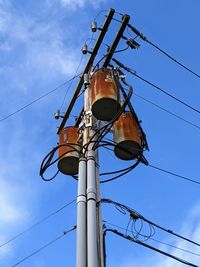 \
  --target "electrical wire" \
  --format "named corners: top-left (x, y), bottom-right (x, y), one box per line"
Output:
top-left (92, 45), bottom-right (129, 71)
top-left (112, 58), bottom-right (200, 115)
top-left (134, 92), bottom-right (200, 131)
top-left (98, 138), bottom-right (200, 186)
top-left (0, 73), bottom-right (81, 123)
top-left (100, 159), bottom-right (140, 183)
top-left (127, 23), bottom-right (200, 80)
top-left (104, 228), bottom-right (199, 267)
top-left (148, 164), bottom-right (200, 185)
top-left (103, 220), bottom-right (200, 257)
top-left (101, 198), bottom-right (200, 247)
top-left (59, 55), bottom-right (84, 110)
top-left (40, 143), bottom-right (82, 181)
top-left (10, 225), bottom-right (76, 267)
top-left (0, 199), bottom-right (76, 249)
top-left (147, 39), bottom-right (200, 79)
